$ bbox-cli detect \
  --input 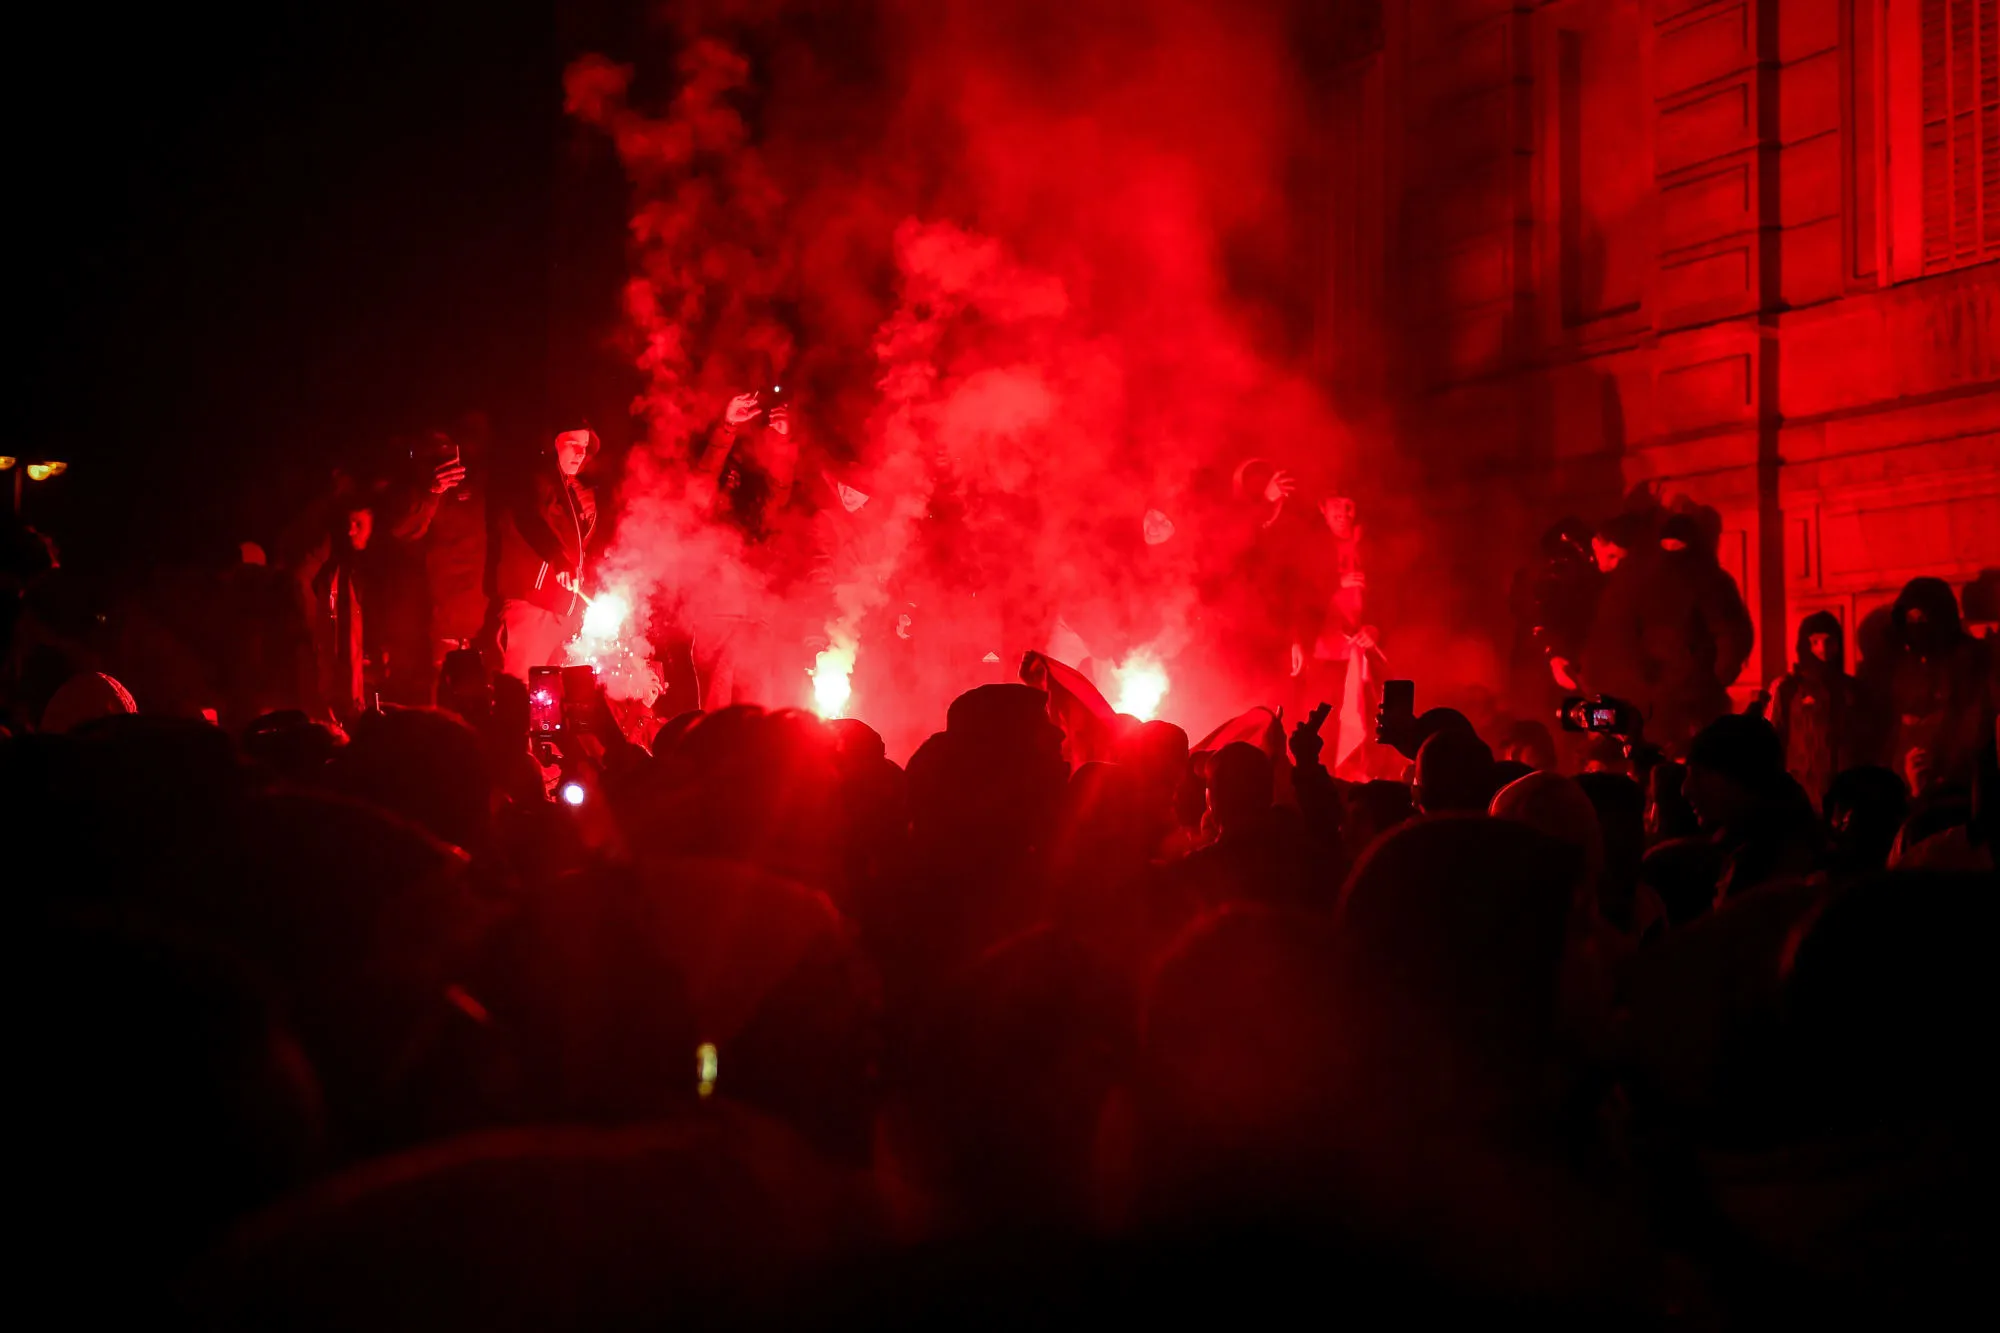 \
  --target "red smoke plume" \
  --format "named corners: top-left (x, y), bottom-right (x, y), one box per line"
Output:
top-left (566, 0), bottom-right (1350, 757)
